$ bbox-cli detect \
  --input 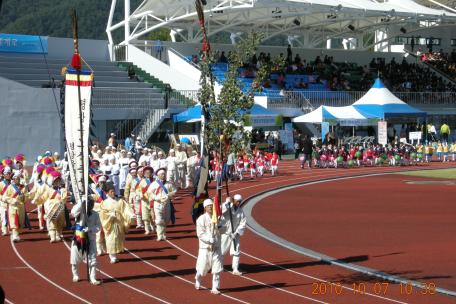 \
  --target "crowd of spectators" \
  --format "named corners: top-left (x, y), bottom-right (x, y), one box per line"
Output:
top-left (183, 44), bottom-right (456, 93)
top-left (367, 57), bottom-right (456, 92)
top-left (419, 49), bottom-right (456, 84)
